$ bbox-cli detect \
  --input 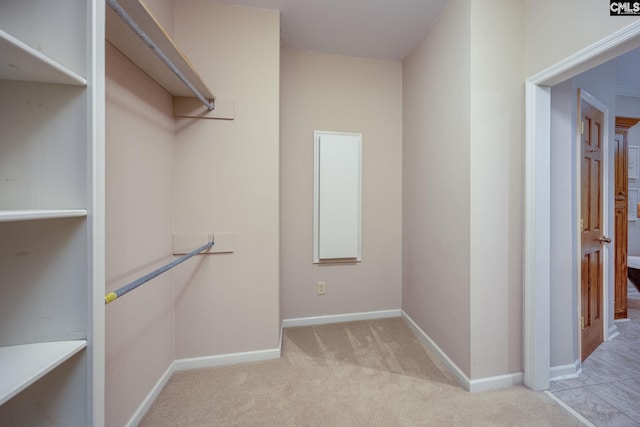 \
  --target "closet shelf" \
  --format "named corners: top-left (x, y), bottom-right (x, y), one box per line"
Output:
top-left (0, 340), bottom-right (87, 406)
top-left (0, 29), bottom-right (86, 86)
top-left (106, 0), bottom-right (214, 100)
top-left (0, 209), bottom-right (88, 223)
